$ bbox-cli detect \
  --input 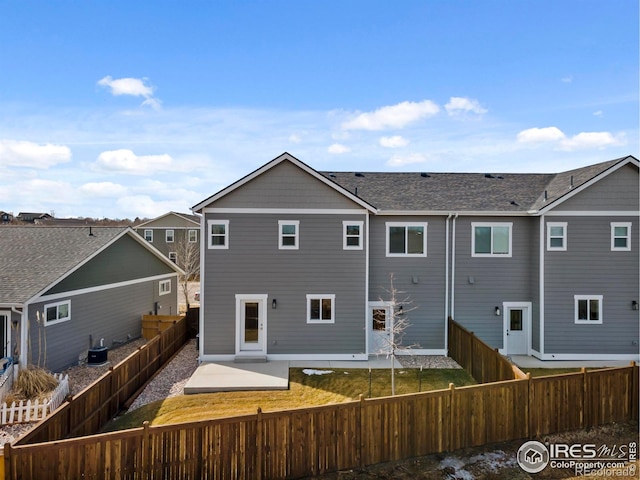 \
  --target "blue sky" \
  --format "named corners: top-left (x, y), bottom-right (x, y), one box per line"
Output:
top-left (0, 0), bottom-right (637, 219)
